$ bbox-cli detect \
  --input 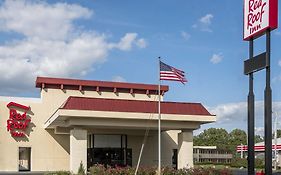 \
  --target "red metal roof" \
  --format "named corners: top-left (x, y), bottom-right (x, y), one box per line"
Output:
top-left (61, 96), bottom-right (212, 116)
top-left (36, 77), bottom-right (169, 95)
